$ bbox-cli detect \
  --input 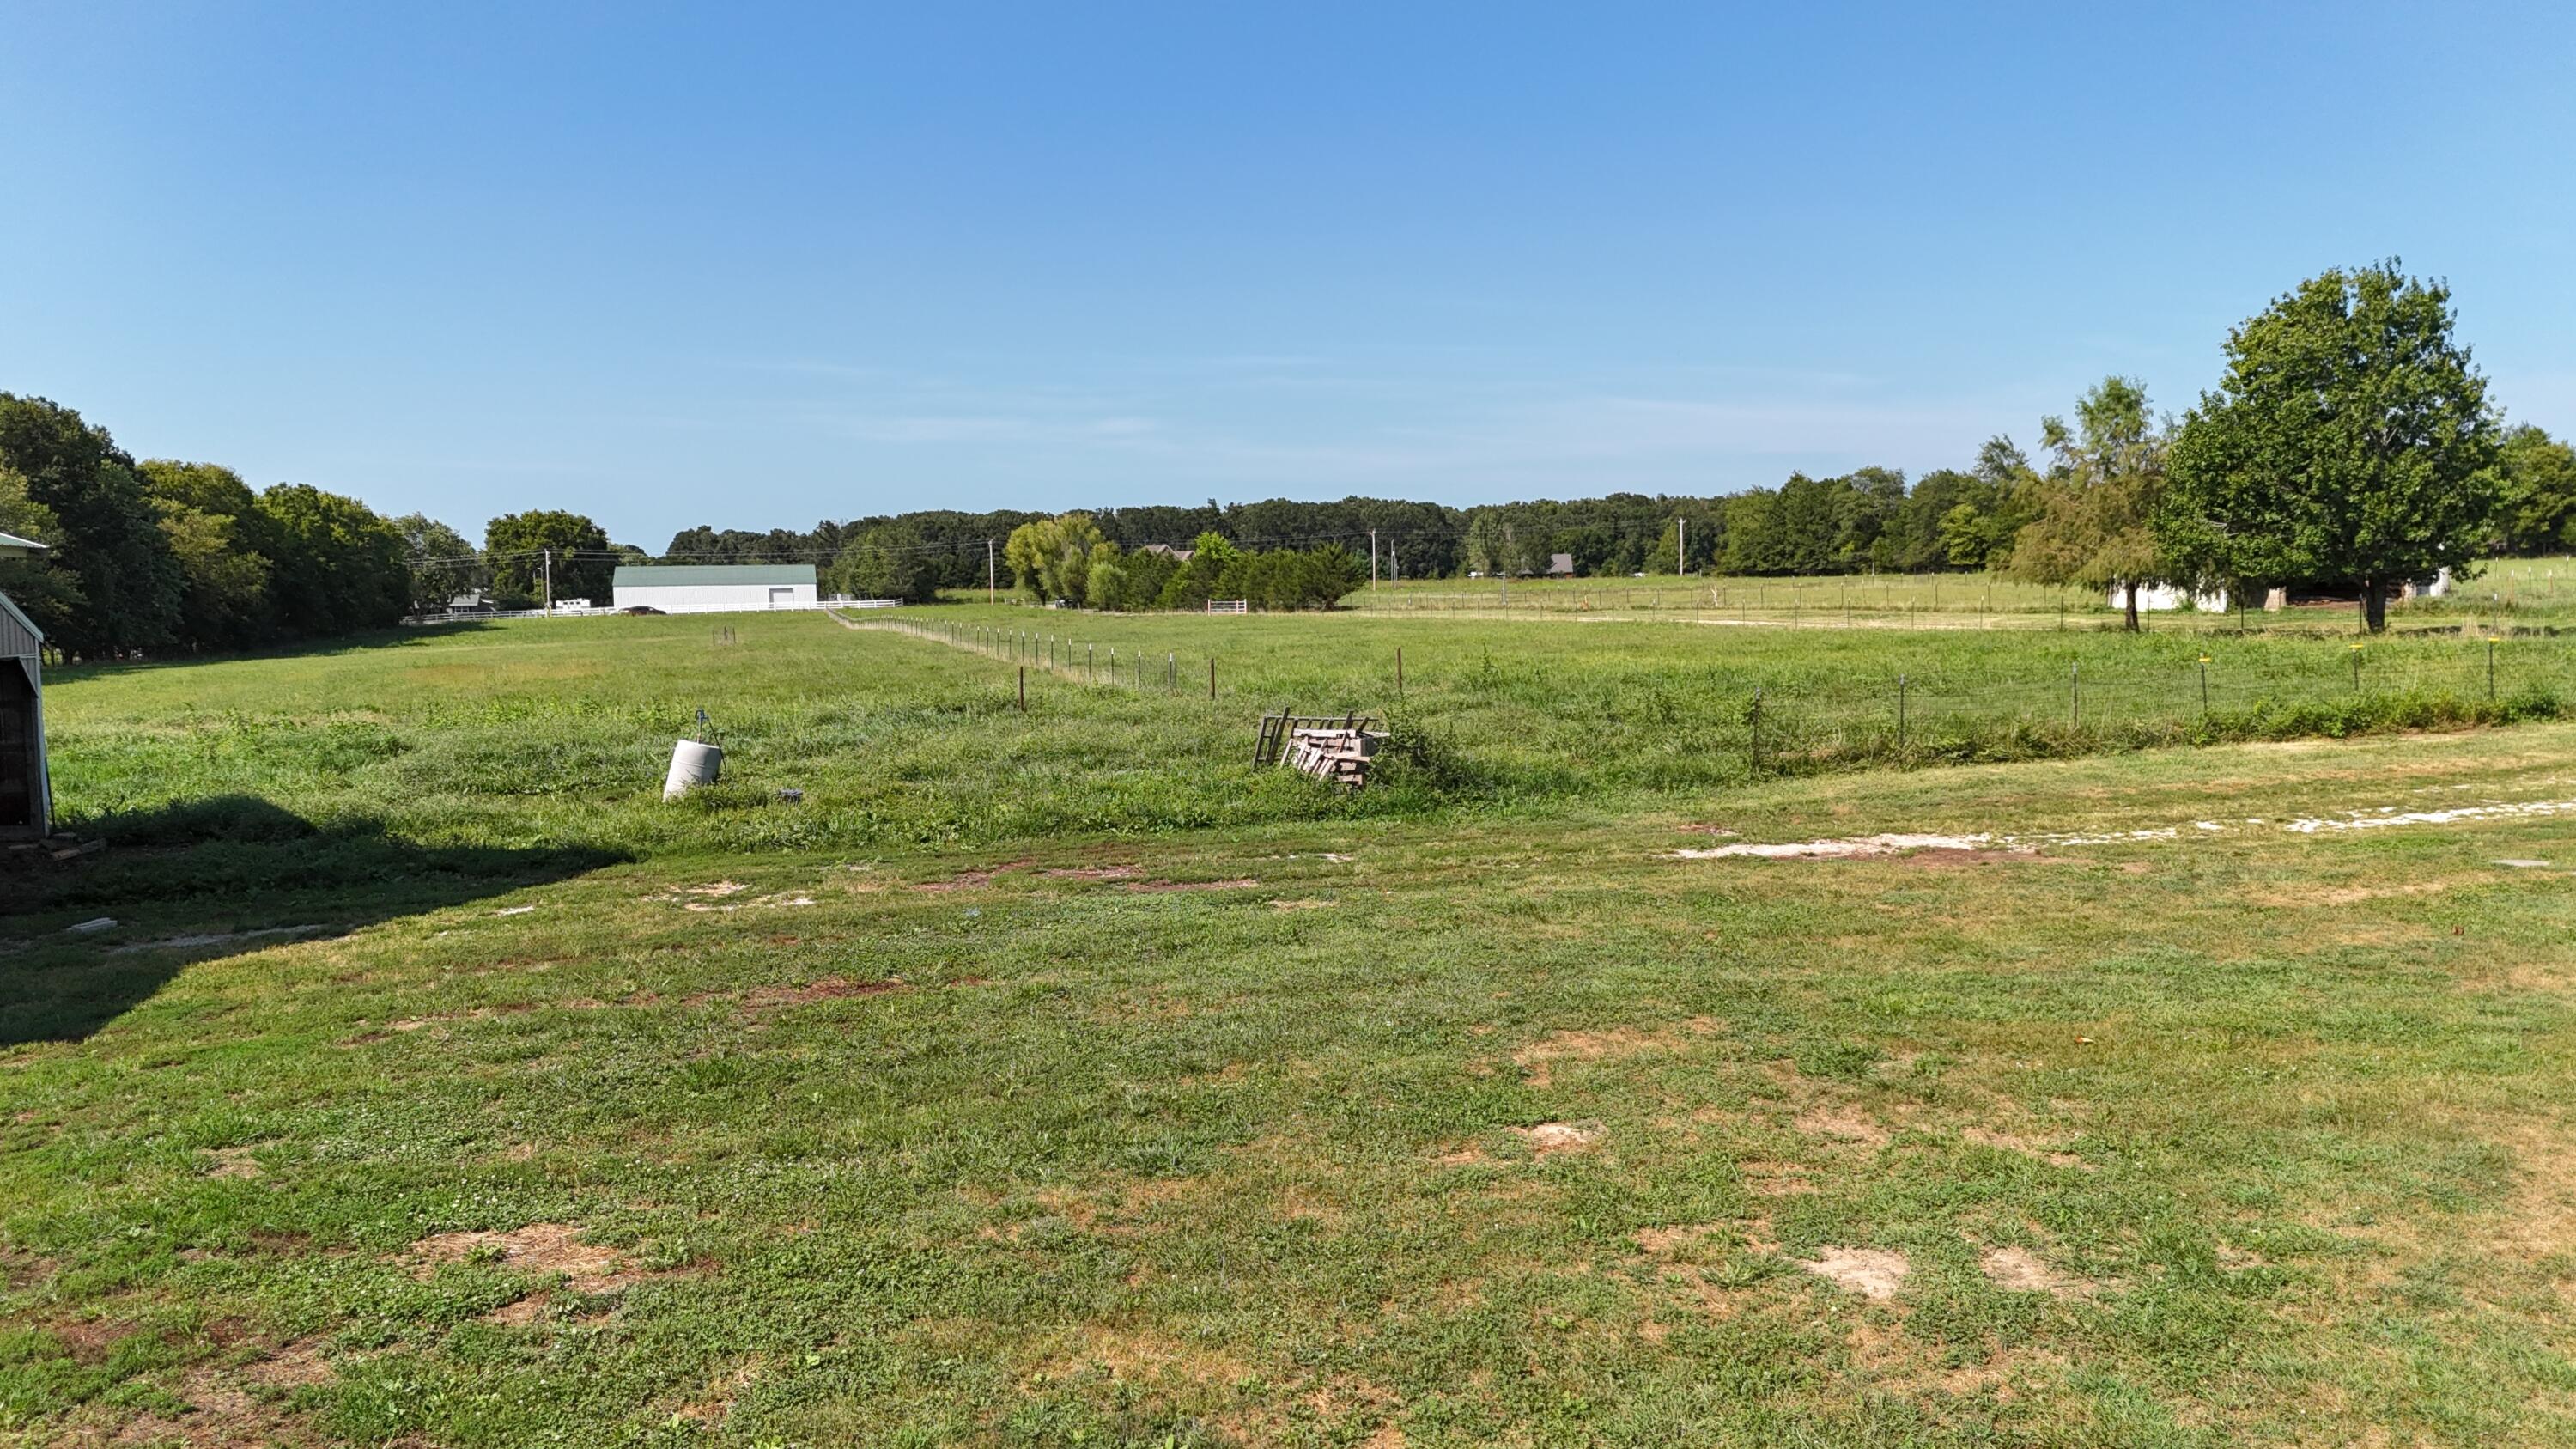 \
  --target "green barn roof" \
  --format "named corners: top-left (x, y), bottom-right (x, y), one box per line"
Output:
top-left (612, 564), bottom-right (817, 586)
